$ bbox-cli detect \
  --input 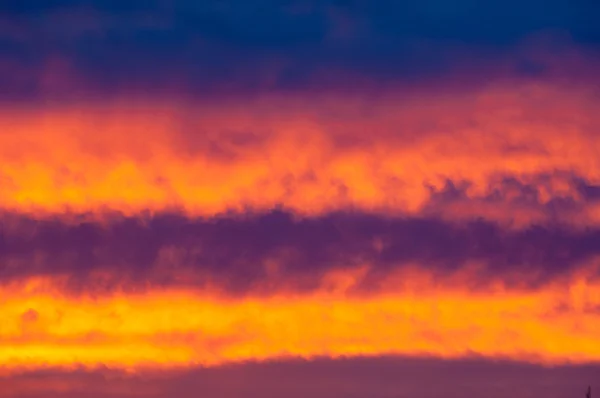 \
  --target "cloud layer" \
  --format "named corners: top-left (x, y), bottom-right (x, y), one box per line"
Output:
top-left (2, 266), bottom-right (600, 371)
top-left (2, 1), bottom-right (600, 393)
top-left (1, 75), bottom-right (600, 223)
top-left (2, 211), bottom-right (600, 294)
top-left (2, 358), bottom-right (599, 398)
